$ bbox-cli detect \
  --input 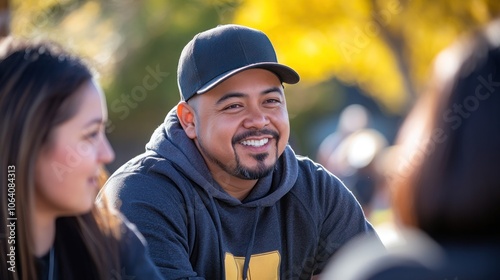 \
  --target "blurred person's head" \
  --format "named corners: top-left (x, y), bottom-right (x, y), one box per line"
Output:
top-left (338, 104), bottom-right (369, 134)
top-left (0, 38), bottom-right (119, 280)
top-left (392, 19), bottom-right (500, 242)
top-left (326, 129), bottom-right (388, 217)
